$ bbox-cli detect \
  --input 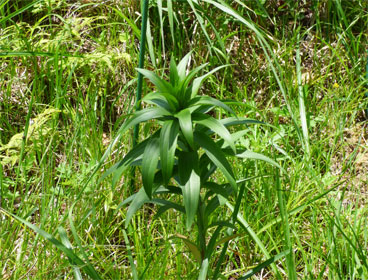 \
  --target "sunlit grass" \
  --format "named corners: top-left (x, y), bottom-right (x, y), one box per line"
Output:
top-left (0, 0), bottom-right (367, 279)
